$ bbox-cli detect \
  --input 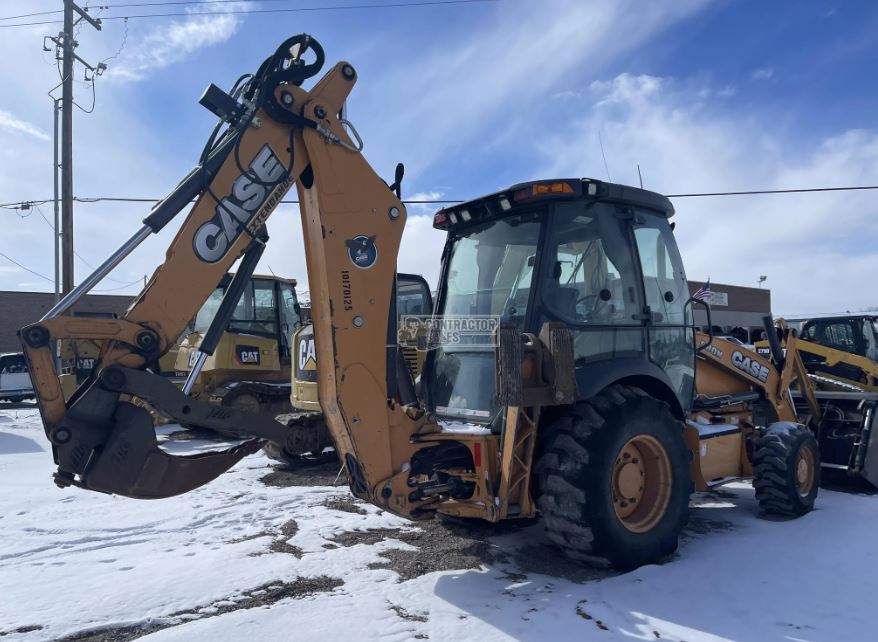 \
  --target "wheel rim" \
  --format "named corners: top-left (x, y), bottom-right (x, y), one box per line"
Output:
top-left (612, 435), bottom-right (673, 533)
top-left (795, 447), bottom-right (816, 497)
